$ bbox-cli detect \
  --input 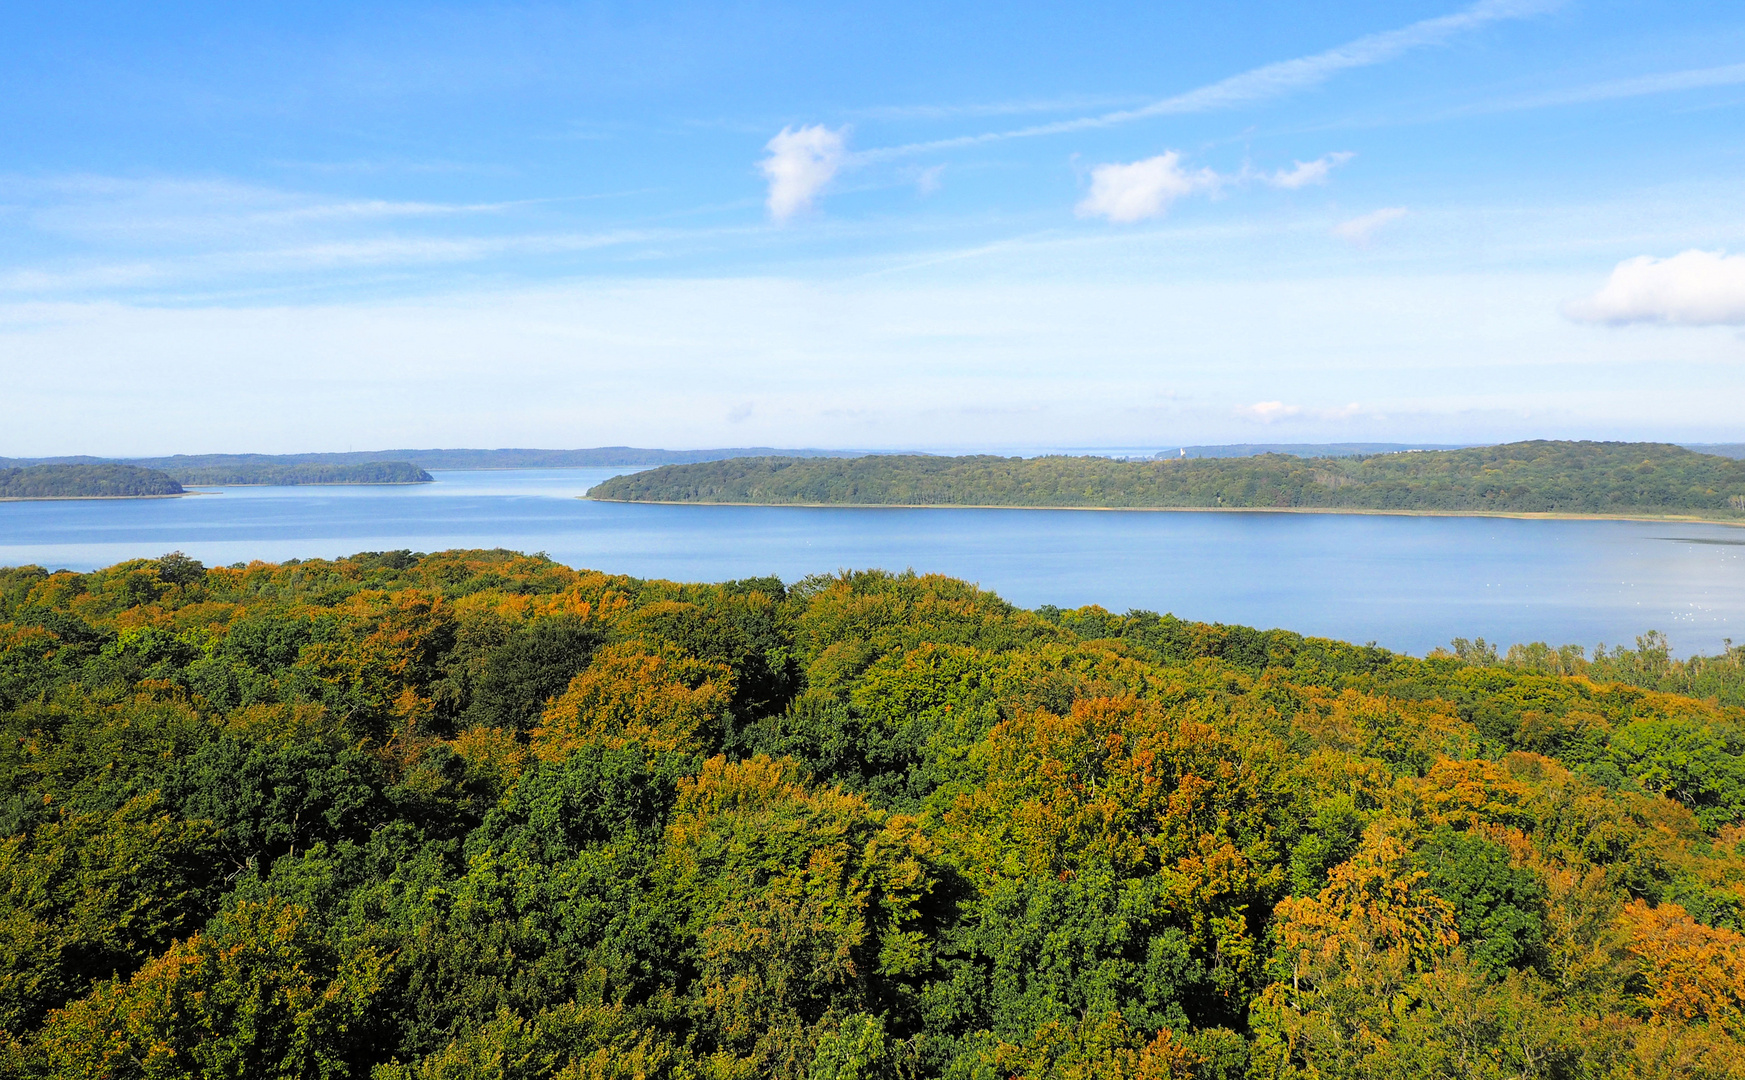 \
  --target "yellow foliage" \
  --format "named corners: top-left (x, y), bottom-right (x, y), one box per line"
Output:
top-left (984, 1011), bottom-right (1199, 1080)
top-left (29, 898), bottom-right (387, 1079)
top-left (0, 622), bottom-right (57, 657)
top-left (451, 725), bottom-right (530, 789)
top-left (1272, 830), bottom-right (1460, 989)
top-left (1419, 757), bottom-right (1534, 829)
top-left (531, 643), bottom-right (733, 759)
top-left (374, 1002), bottom-right (696, 1080)
top-left (1622, 899), bottom-right (1745, 1036)
top-left (221, 700), bottom-right (336, 742)
top-left (664, 757), bottom-right (934, 1079)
